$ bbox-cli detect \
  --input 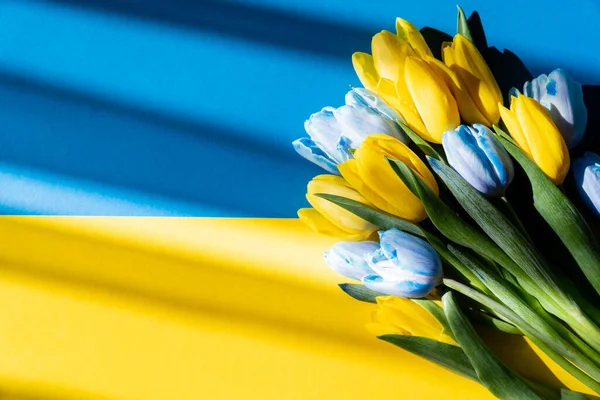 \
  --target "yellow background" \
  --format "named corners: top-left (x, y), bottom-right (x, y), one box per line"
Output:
top-left (0, 217), bottom-right (591, 399)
